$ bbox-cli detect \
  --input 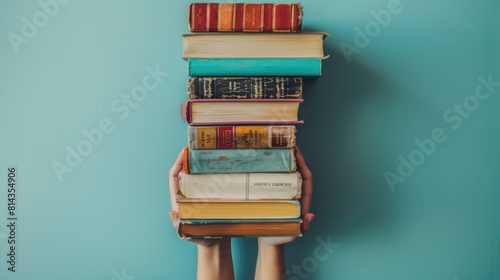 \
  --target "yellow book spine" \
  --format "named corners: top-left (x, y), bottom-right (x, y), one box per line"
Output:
top-left (188, 126), bottom-right (296, 149)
